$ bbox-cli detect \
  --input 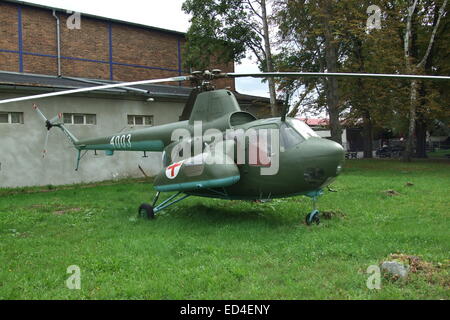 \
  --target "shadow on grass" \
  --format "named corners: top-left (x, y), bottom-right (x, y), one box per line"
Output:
top-left (165, 202), bottom-right (298, 228)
